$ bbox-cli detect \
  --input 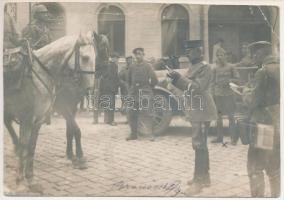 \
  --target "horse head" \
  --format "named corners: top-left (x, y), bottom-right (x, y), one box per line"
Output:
top-left (93, 31), bottom-right (110, 64)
